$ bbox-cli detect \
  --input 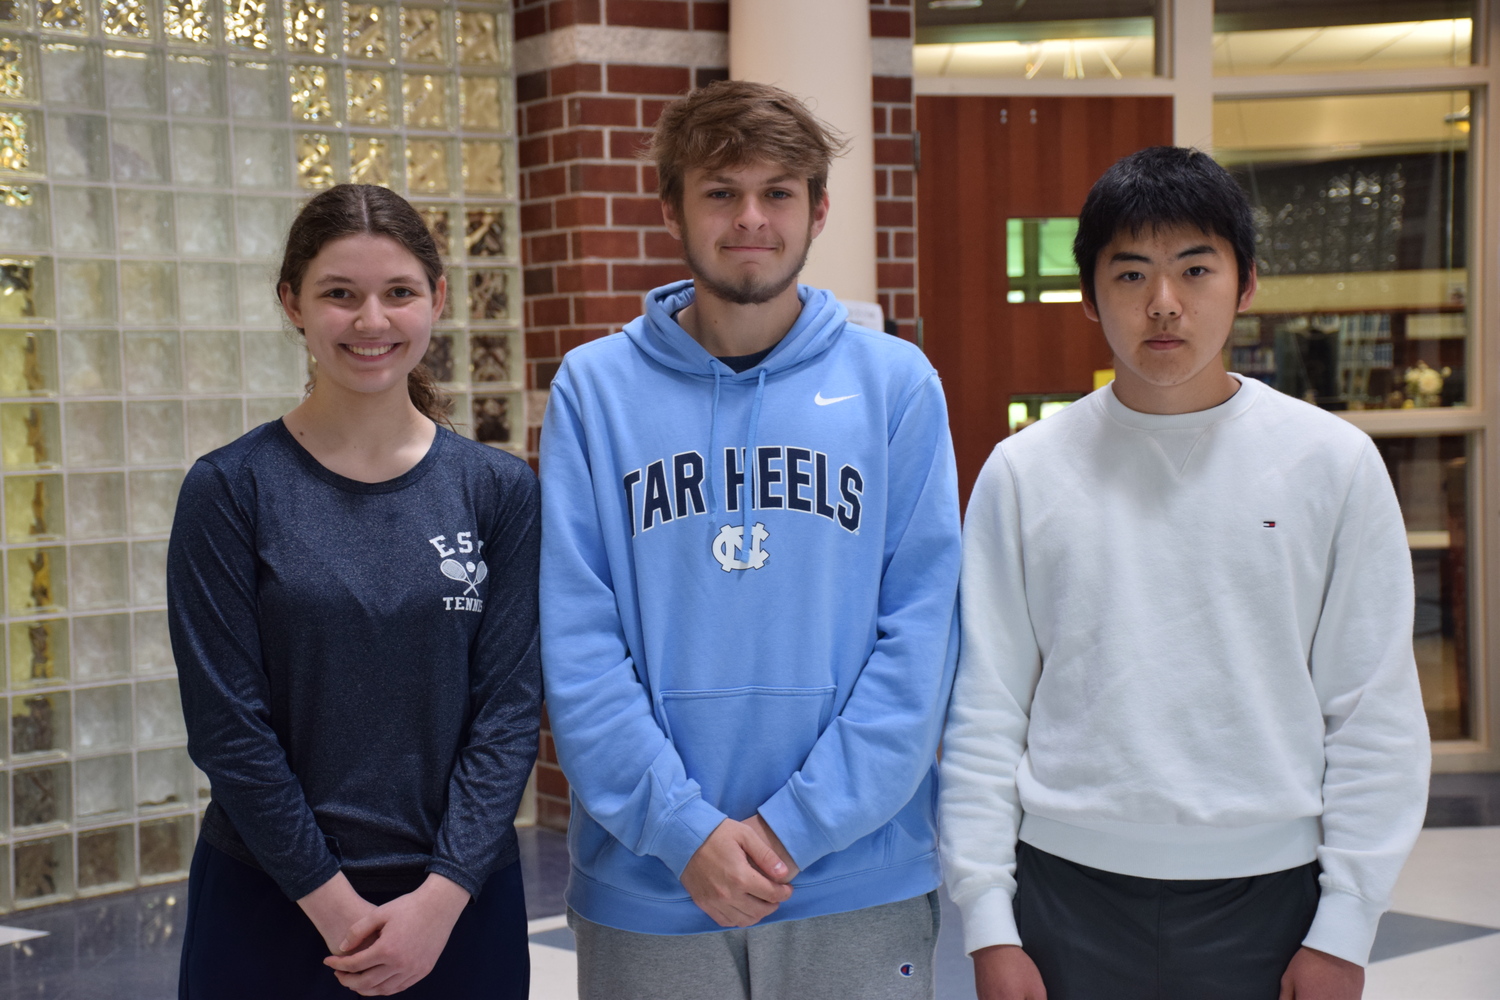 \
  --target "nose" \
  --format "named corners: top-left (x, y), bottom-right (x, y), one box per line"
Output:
top-left (353, 294), bottom-right (390, 332)
top-left (1147, 276), bottom-right (1181, 320)
top-left (735, 197), bottom-right (768, 231)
